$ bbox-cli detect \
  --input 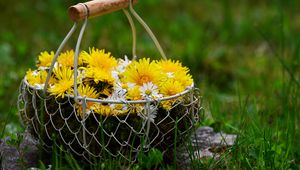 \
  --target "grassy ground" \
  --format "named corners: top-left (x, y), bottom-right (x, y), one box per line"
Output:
top-left (0, 0), bottom-right (299, 169)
